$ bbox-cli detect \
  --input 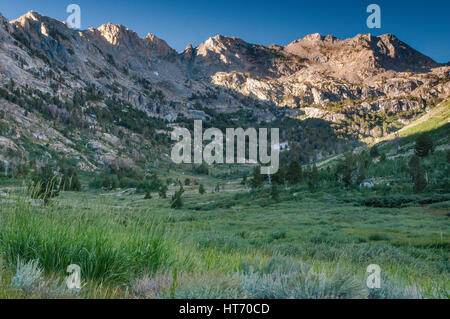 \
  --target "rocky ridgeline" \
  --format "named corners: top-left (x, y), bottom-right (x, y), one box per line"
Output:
top-left (1, 11), bottom-right (448, 115)
top-left (0, 11), bottom-right (448, 170)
